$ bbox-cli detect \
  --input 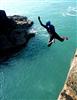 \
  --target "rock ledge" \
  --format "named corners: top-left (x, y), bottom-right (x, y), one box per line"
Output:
top-left (0, 10), bottom-right (35, 61)
top-left (58, 49), bottom-right (77, 100)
